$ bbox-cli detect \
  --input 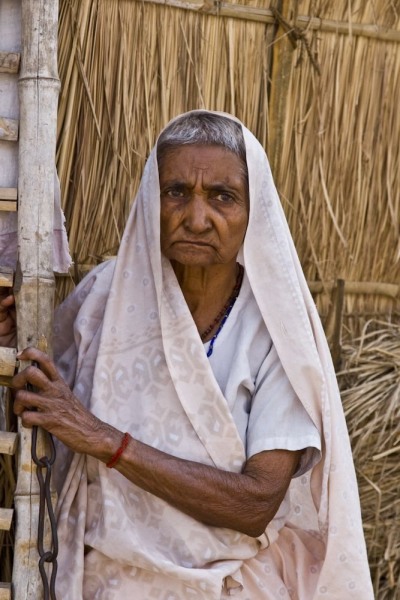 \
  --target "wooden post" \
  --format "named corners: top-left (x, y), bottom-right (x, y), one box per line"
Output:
top-left (324, 279), bottom-right (345, 370)
top-left (268, 0), bottom-right (296, 179)
top-left (12, 0), bottom-right (60, 598)
top-left (0, 188), bottom-right (17, 212)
